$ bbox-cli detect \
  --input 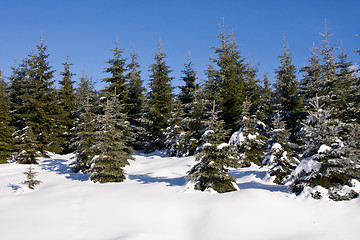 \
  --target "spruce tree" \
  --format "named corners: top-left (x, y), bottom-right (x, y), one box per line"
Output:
top-left (229, 99), bottom-right (265, 166)
top-left (144, 41), bottom-right (174, 152)
top-left (274, 39), bottom-right (303, 140)
top-left (290, 96), bottom-right (360, 200)
top-left (263, 113), bottom-right (298, 184)
top-left (103, 42), bottom-right (128, 104)
top-left (187, 101), bottom-right (239, 193)
top-left (25, 37), bottom-right (58, 152)
top-left (213, 22), bottom-right (246, 132)
top-left (22, 165), bottom-right (41, 190)
top-left (126, 48), bottom-right (146, 150)
top-left (90, 92), bottom-right (134, 183)
top-left (0, 71), bottom-right (13, 163)
top-left (57, 56), bottom-right (76, 153)
top-left (72, 75), bottom-right (97, 173)
top-left (15, 126), bottom-right (40, 164)
top-left (257, 74), bottom-right (275, 127)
